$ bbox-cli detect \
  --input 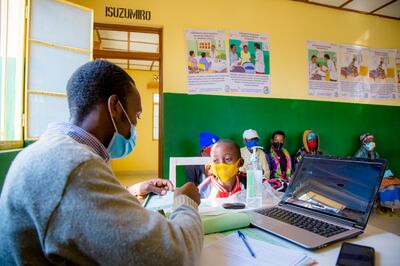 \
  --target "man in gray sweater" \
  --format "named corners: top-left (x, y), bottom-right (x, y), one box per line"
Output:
top-left (0, 60), bottom-right (203, 265)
